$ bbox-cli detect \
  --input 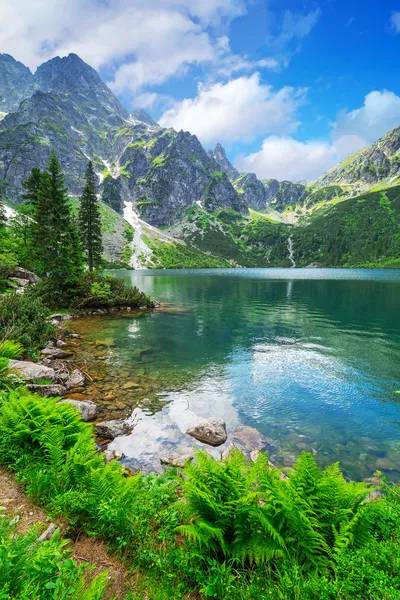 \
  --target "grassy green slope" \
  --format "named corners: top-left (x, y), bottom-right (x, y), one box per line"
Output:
top-left (164, 186), bottom-right (400, 269)
top-left (293, 186), bottom-right (400, 268)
